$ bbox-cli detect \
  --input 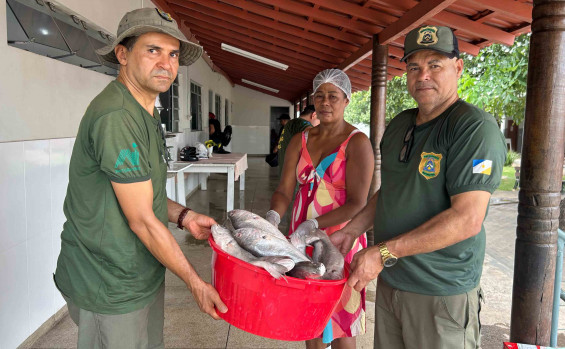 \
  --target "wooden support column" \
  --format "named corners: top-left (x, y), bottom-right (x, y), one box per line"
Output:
top-left (367, 35), bottom-right (388, 247)
top-left (510, 0), bottom-right (565, 345)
